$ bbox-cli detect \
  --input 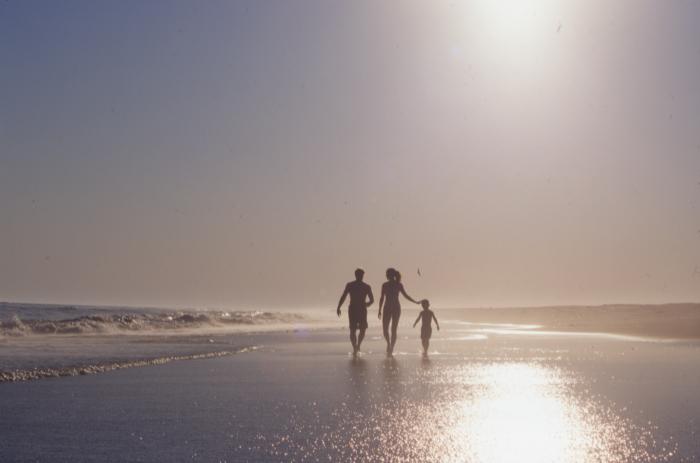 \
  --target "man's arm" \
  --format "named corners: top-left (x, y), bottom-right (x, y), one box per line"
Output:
top-left (366, 286), bottom-right (375, 308)
top-left (337, 284), bottom-right (349, 317)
